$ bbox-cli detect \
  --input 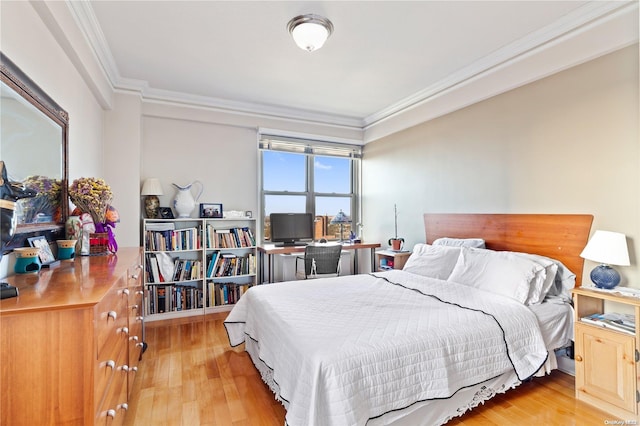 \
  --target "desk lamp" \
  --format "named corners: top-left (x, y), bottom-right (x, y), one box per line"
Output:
top-left (580, 230), bottom-right (630, 289)
top-left (330, 209), bottom-right (351, 242)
